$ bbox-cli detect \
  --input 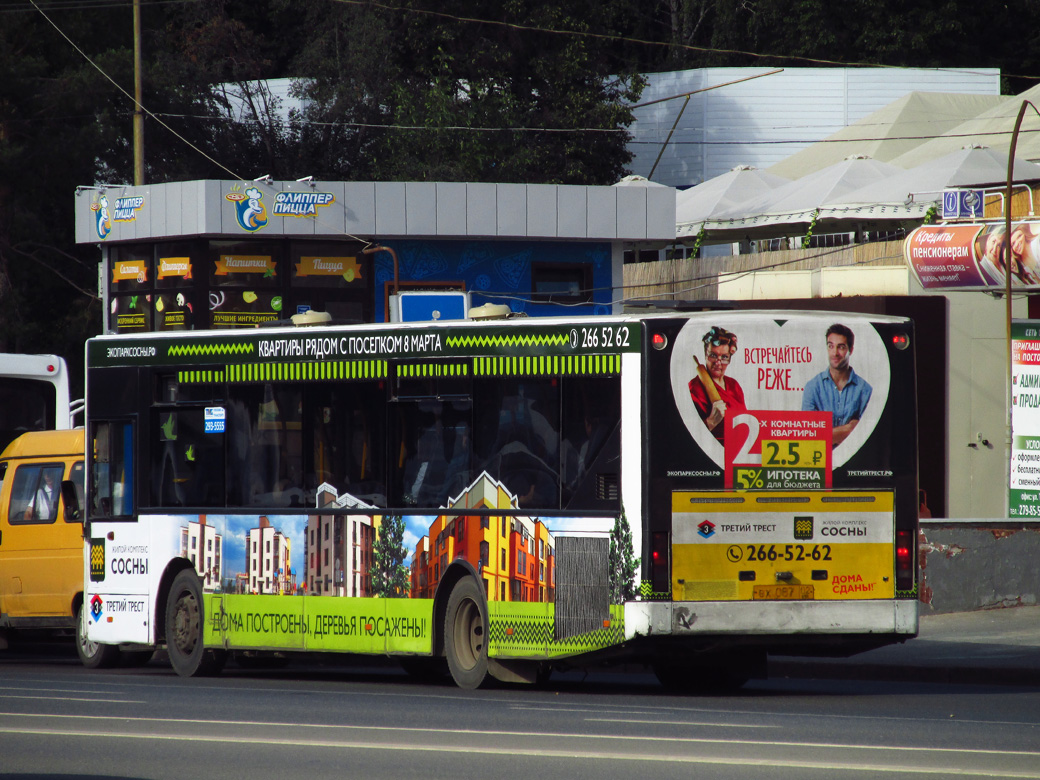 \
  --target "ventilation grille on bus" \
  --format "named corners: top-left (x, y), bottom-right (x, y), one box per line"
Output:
top-left (596, 473), bottom-right (619, 502)
top-left (554, 536), bottom-right (609, 642)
